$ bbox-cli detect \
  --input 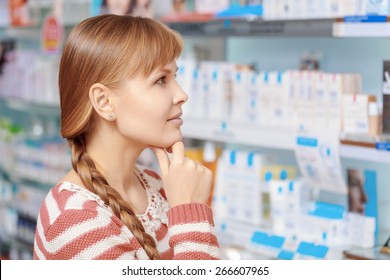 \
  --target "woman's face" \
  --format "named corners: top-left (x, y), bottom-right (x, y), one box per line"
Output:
top-left (111, 60), bottom-right (188, 149)
top-left (106, 0), bottom-right (132, 15)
